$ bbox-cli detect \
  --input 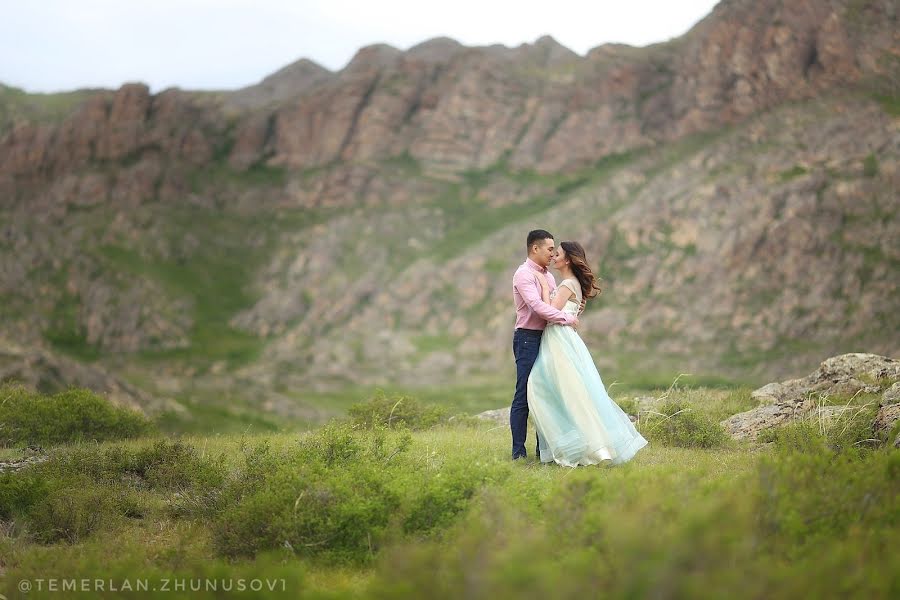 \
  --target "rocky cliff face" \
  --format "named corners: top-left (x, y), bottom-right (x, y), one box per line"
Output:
top-left (0, 0), bottom-right (897, 411)
top-left (3, 0), bottom-right (896, 181)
